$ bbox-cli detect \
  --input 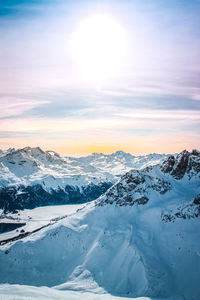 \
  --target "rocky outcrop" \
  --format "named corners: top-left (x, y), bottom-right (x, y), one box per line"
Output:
top-left (161, 149), bottom-right (200, 179)
top-left (161, 194), bottom-right (200, 222)
top-left (98, 150), bottom-right (200, 210)
top-left (97, 168), bottom-right (171, 206)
